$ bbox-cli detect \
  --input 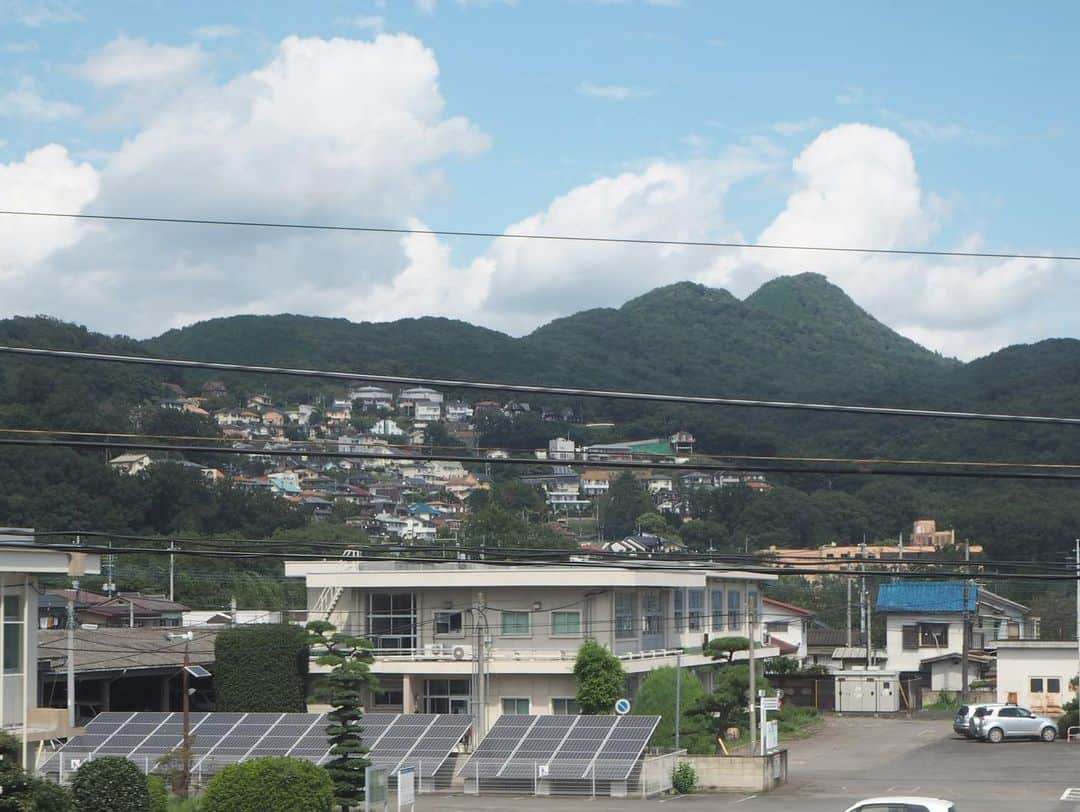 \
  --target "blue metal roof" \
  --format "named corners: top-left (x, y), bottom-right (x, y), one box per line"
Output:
top-left (875, 581), bottom-right (976, 613)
